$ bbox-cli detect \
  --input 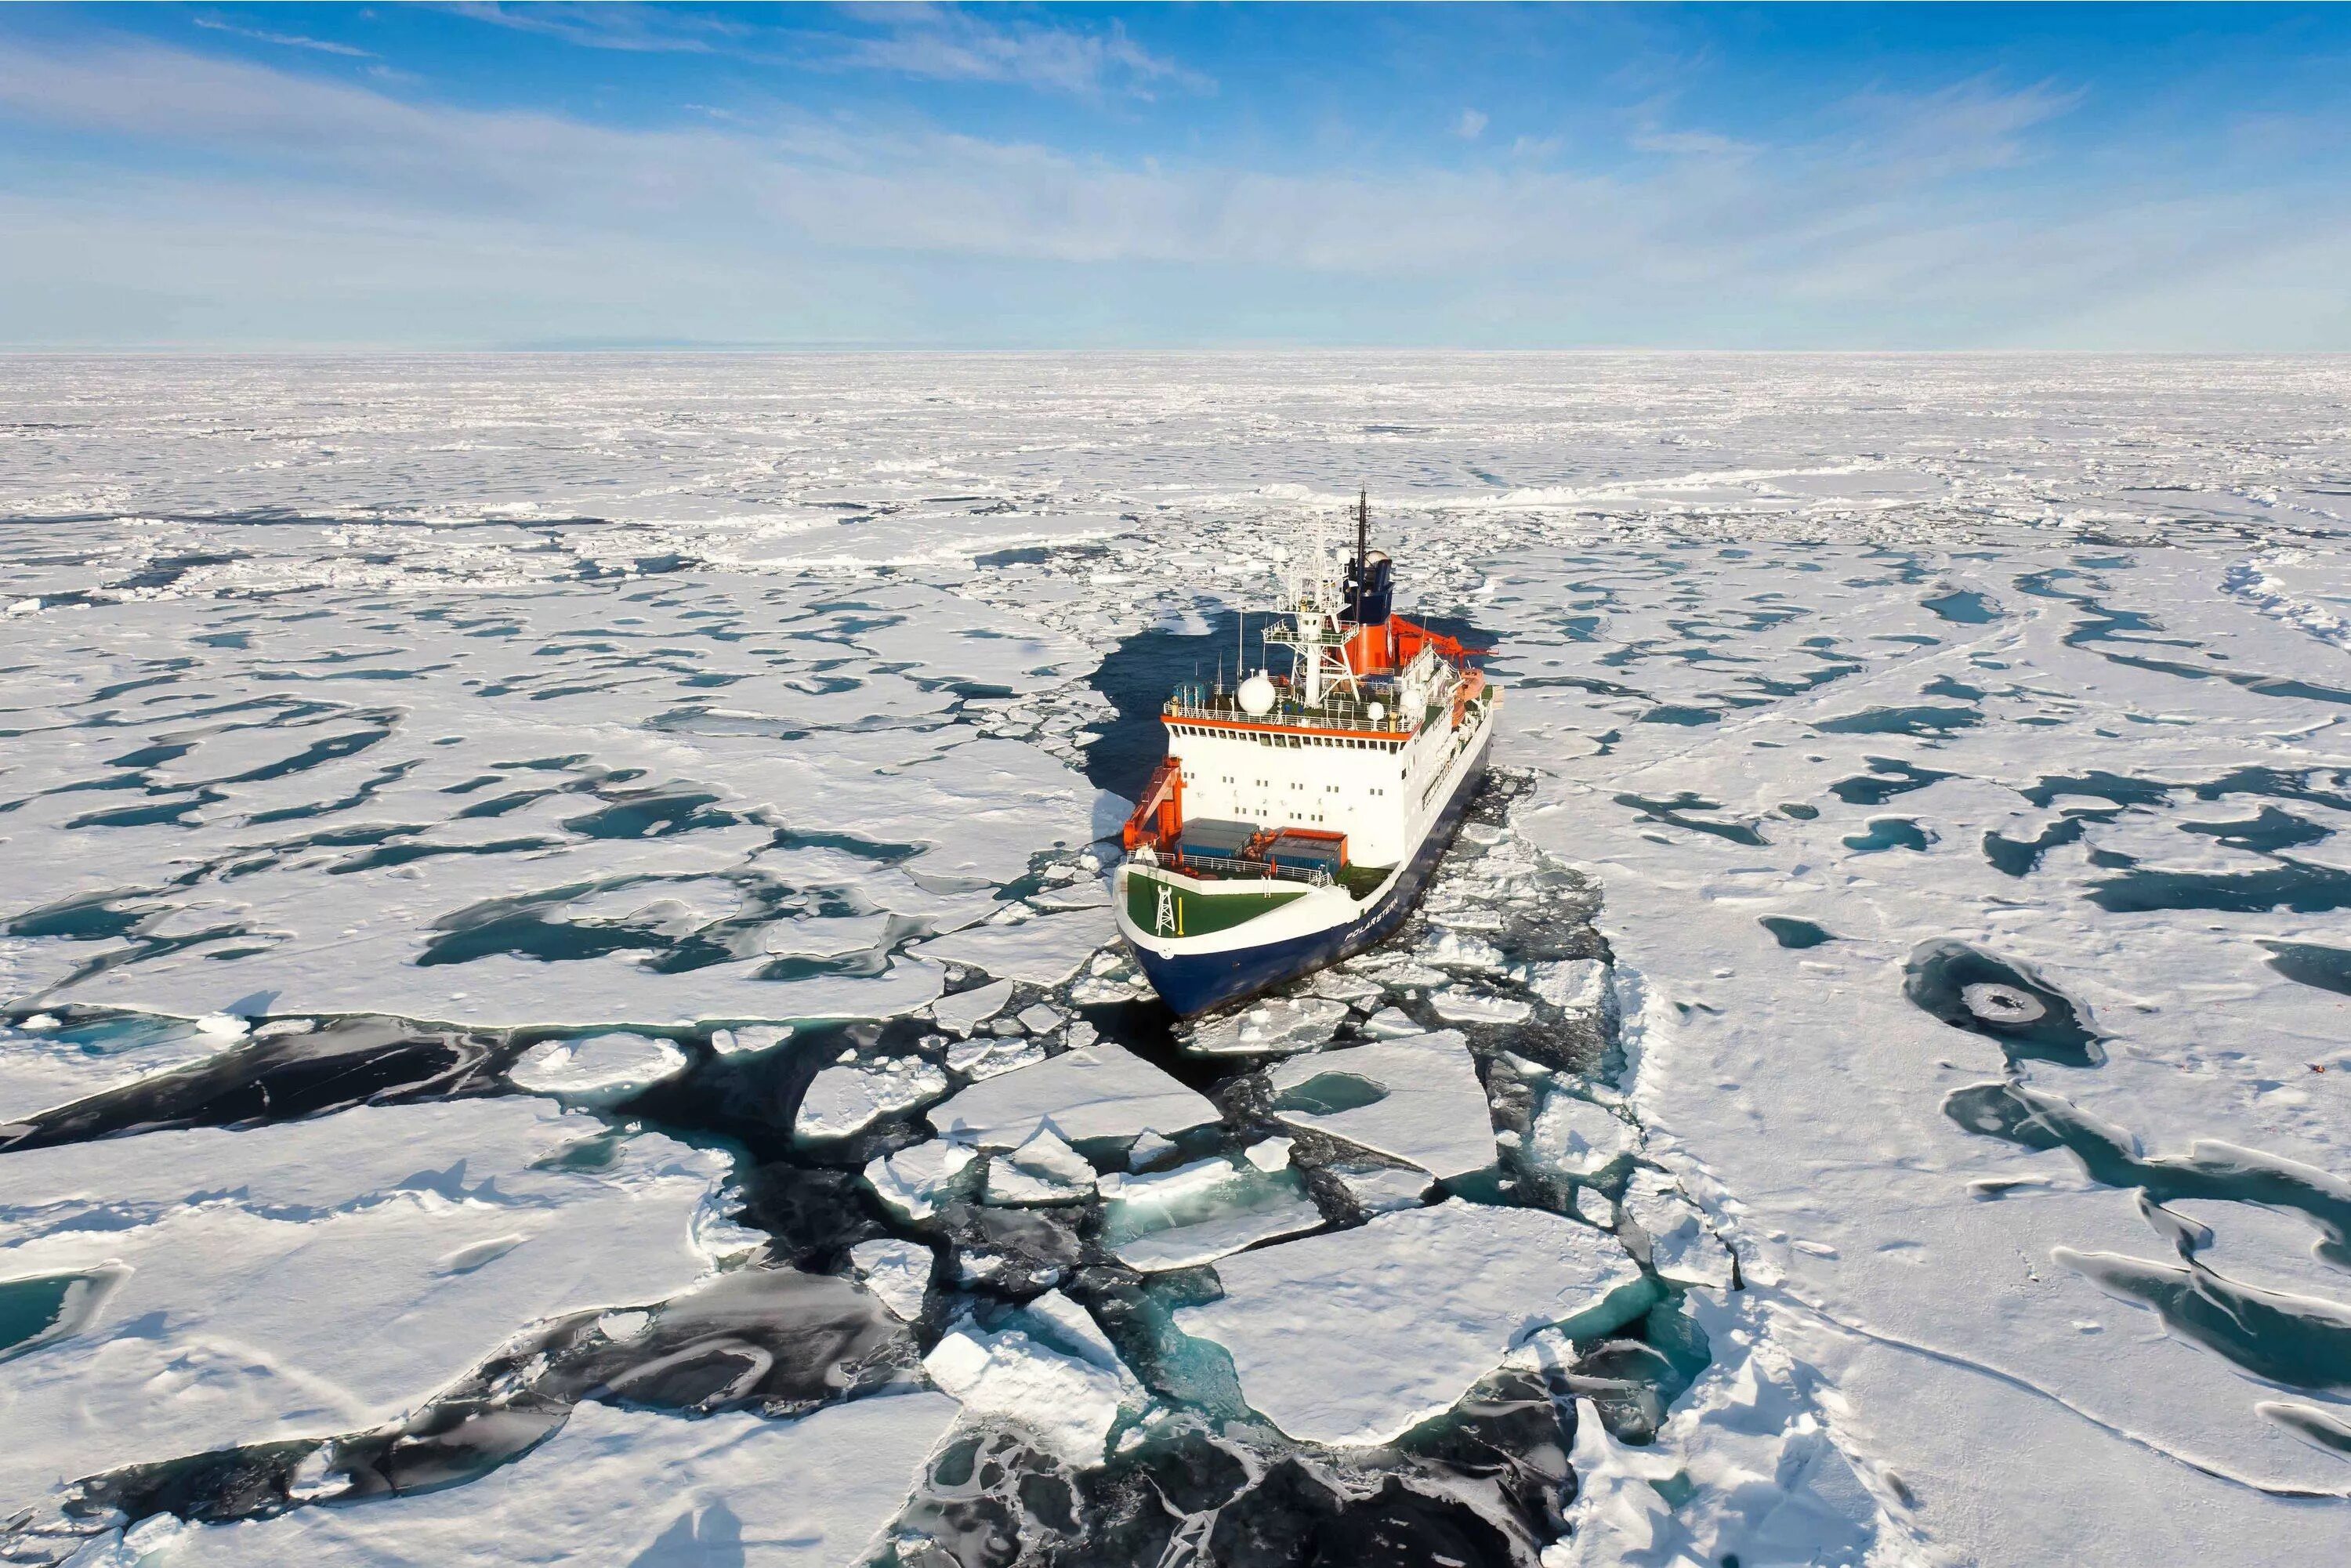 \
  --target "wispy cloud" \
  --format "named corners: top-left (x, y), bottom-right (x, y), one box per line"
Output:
top-left (1629, 128), bottom-right (1753, 158)
top-left (0, 34), bottom-right (2338, 348)
top-left (445, 2), bottom-right (748, 56)
top-left (1454, 108), bottom-right (1488, 141)
top-left (193, 14), bottom-right (374, 60)
top-left (824, 4), bottom-right (1211, 99)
